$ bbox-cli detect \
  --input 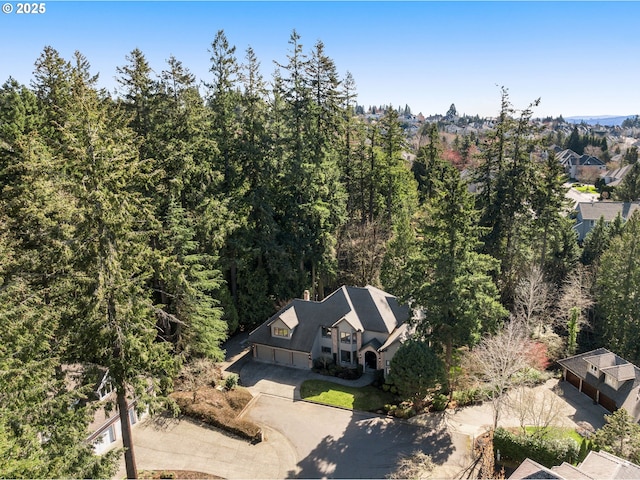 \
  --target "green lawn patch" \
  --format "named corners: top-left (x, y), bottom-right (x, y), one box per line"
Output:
top-left (300, 379), bottom-right (396, 411)
top-left (574, 185), bottom-right (597, 194)
top-left (524, 426), bottom-right (582, 443)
